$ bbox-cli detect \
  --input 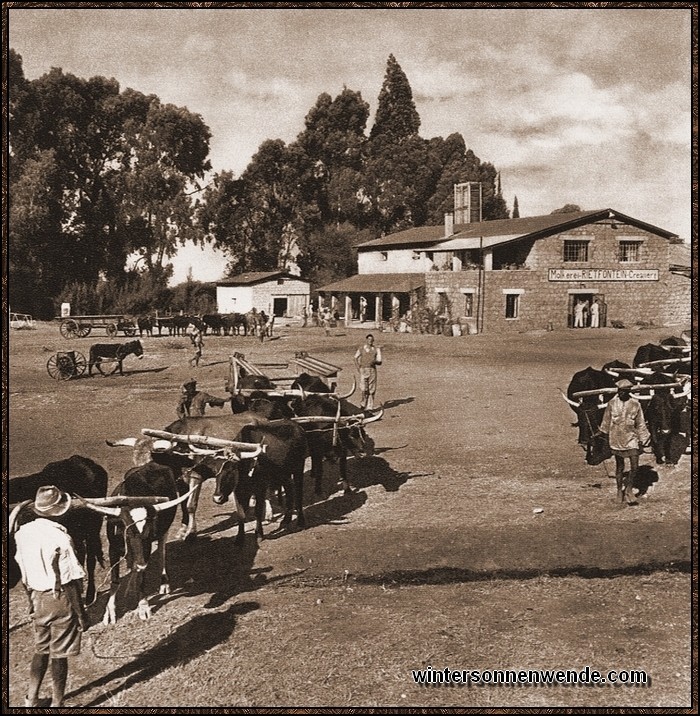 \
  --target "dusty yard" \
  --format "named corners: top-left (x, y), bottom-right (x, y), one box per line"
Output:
top-left (6, 319), bottom-right (693, 709)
